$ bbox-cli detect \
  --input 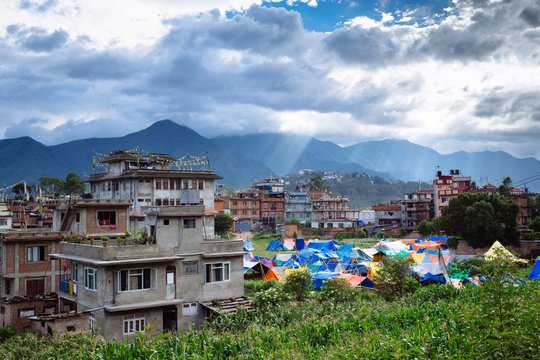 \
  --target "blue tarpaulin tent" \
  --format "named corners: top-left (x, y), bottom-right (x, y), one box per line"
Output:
top-left (528, 259), bottom-right (540, 279)
top-left (243, 240), bottom-right (255, 252)
top-left (312, 272), bottom-right (339, 289)
top-left (267, 240), bottom-right (284, 251)
top-left (295, 238), bottom-right (306, 250)
top-left (422, 272), bottom-right (445, 283)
